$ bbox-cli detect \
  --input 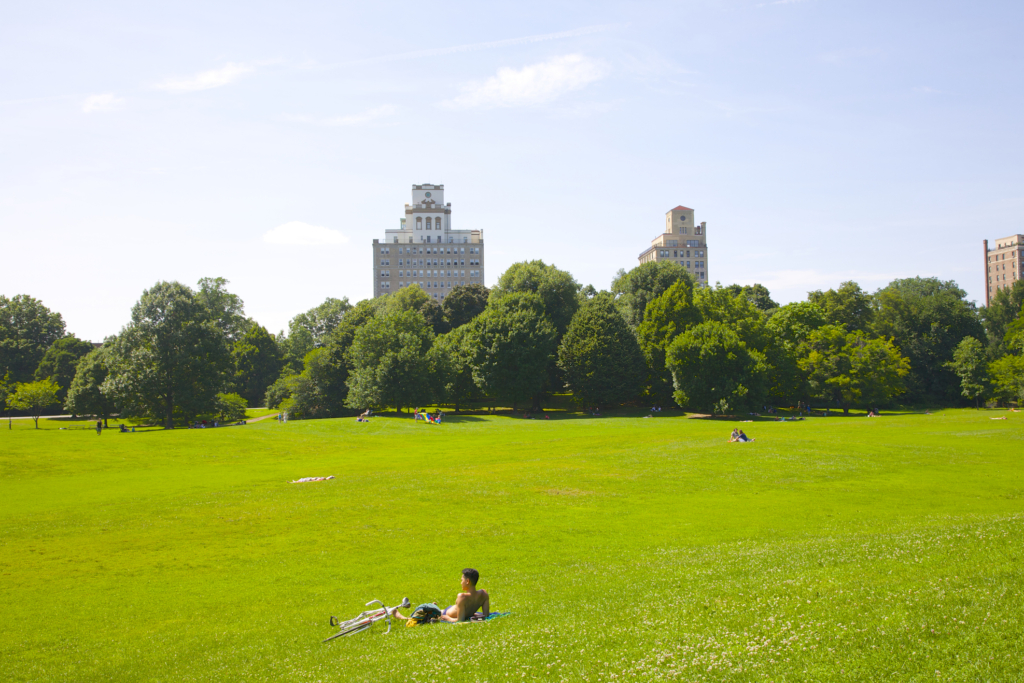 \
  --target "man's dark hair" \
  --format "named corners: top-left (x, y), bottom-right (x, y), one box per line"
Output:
top-left (462, 568), bottom-right (480, 586)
